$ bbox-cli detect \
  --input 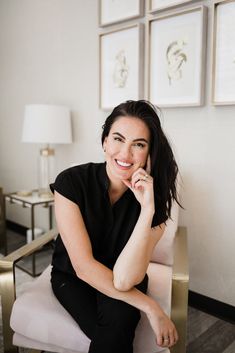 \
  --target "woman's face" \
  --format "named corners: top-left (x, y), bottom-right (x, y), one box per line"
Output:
top-left (103, 116), bottom-right (150, 181)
